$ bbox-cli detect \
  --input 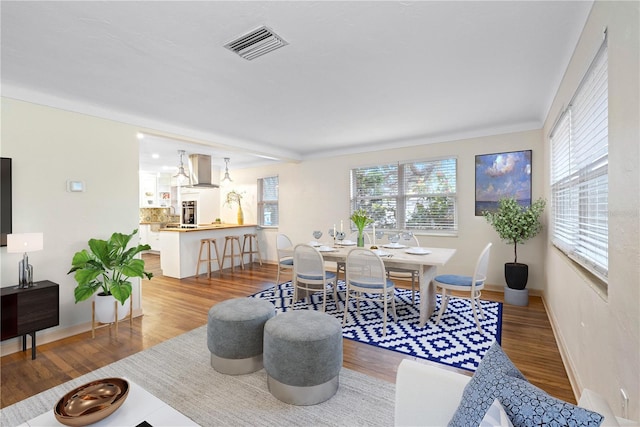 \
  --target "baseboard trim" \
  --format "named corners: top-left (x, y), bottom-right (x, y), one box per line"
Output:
top-left (0, 309), bottom-right (143, 357)
top-left (541, 294), bottom-right (580, 402)
top-left (482, 283), bottom-right (543, 297)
